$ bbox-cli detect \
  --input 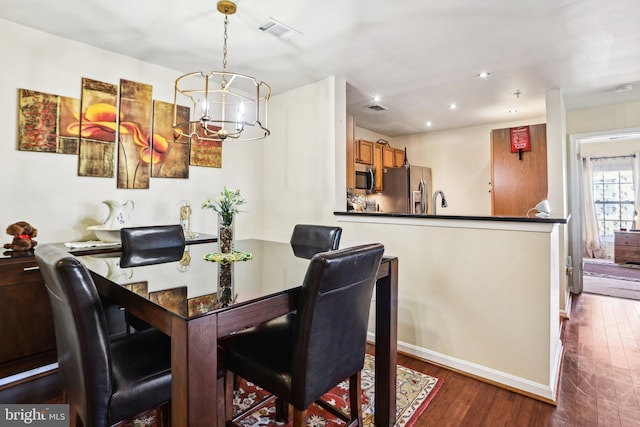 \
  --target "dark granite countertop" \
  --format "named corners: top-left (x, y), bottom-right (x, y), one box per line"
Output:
top-left (334, 211), bottom-right (570, 224)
